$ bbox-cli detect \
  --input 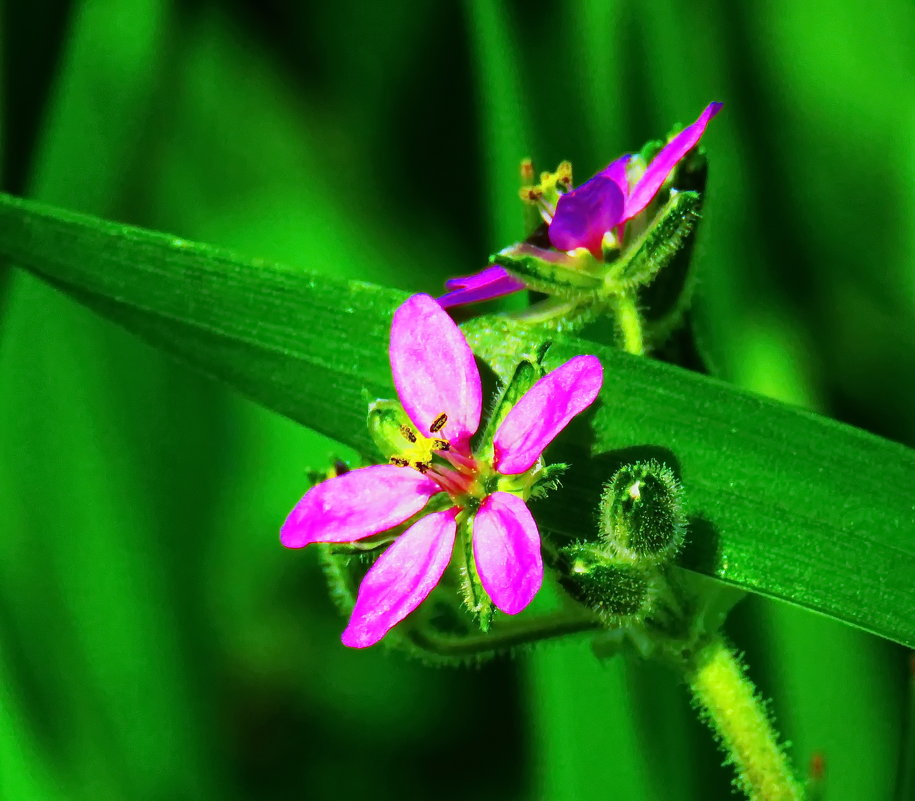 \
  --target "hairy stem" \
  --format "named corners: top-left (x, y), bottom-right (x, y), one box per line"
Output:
top-left (612, 292), bottom-right (645, 356)
top-left (686, 637), bottom-right (803, 801)
top-left (406, 609), bottom-right (600, 661)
